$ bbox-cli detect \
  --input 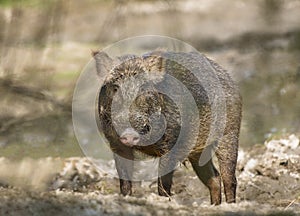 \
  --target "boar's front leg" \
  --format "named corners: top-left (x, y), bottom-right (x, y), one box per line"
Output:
top-left (158, 171), bottom-right (174, 197)
top-left (158, 156), bottom-right (176, 197)
top-left (113, 147), bottom-right (134, 196)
